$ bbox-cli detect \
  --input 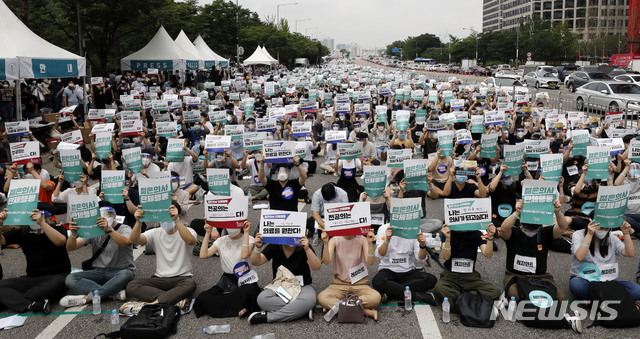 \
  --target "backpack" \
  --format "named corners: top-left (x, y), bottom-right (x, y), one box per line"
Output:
top-left (120, 303), bottom-right (181, 339)
top-left (505, 277), bottom-right (567, 328)
top-left (589, 280), bottom-right (640, 328)
top-left (455, 292), bottom-right (495, 328)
